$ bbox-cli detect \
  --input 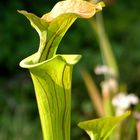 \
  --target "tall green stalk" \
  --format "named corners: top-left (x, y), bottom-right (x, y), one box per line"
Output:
top-left (90, 12), bottom-right (119, 78)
